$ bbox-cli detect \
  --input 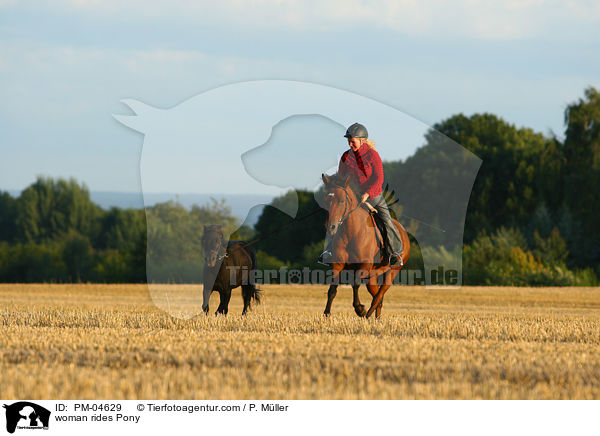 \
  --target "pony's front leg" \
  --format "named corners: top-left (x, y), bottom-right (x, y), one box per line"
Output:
top-left (351, 263), bottom-right (372, 318)
top-left (215, 289), bottom-right (232, 316)
top-left (323, 263), bottom-right (344, 317)
top-left (202, 288), bottom-right (213, 315)
top-left (352, 284), bottom-right (366, 317)
top-left (366, 270), bottom-right (394, 319)
top-left (323, 284), bottom-right (338, 317)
